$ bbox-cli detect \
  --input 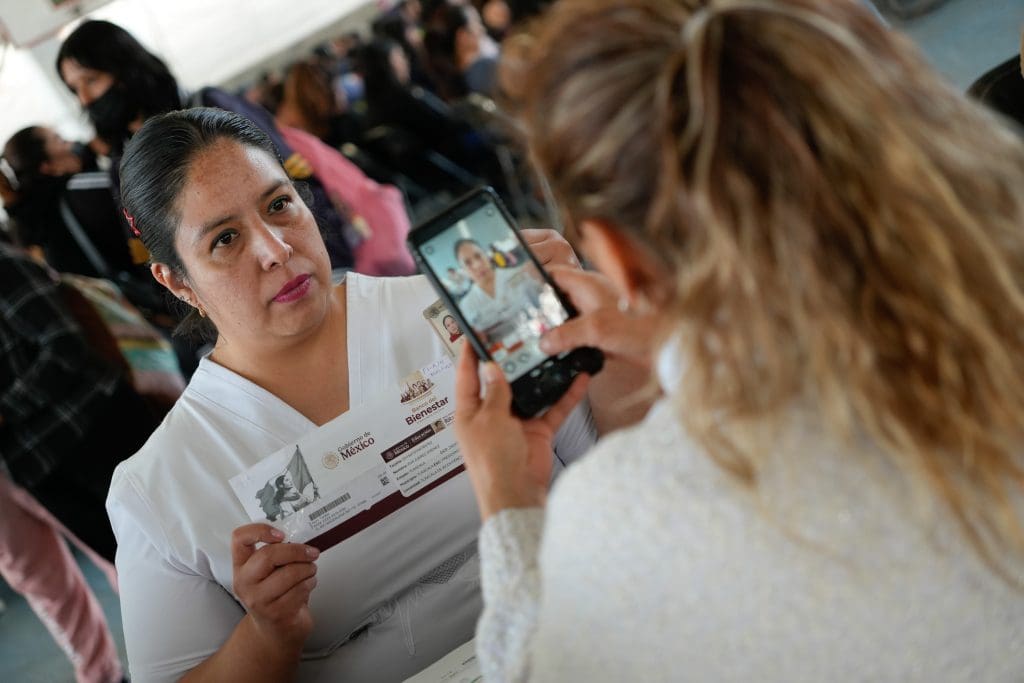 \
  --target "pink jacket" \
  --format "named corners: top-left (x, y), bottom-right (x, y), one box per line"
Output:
top-left (279, 125), bottom-right (416, 276)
